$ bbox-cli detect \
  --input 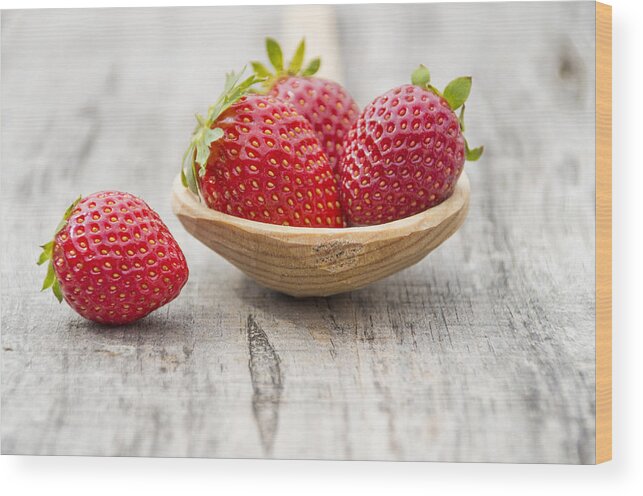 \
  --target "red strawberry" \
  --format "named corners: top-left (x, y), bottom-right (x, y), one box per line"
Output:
top-left (251, 38), bottom-right (359, 176)
top-left (339, 65), bottom-right (483, 226)
top-left (182, 70), bottom-right (344, 228)
top-left (38, 192), bottom-right (189, 325)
